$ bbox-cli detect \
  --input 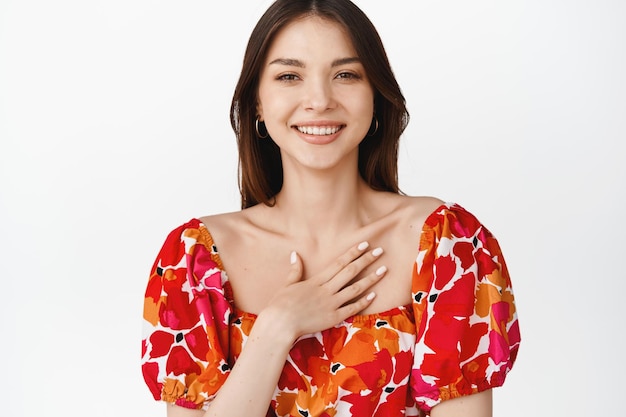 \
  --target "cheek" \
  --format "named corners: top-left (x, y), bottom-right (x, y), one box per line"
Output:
top-left (258, 95), bottom-right (293, 137)
top-left (352, 94), bottom-right (375, 121)
top-left (258, 90), bottom-right (290, 120)
top-left (260, 100), bottom-right (288, 127)
top-left (346, 86), bottom-right (374, 114)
